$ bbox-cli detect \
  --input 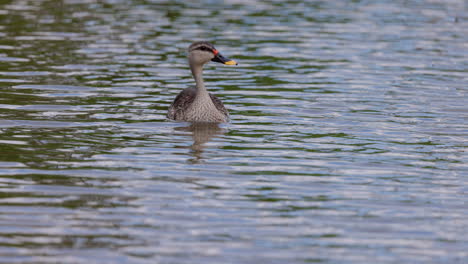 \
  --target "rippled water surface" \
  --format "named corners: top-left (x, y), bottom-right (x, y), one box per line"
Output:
top-left (1, 0), bottom-right (467, 263)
